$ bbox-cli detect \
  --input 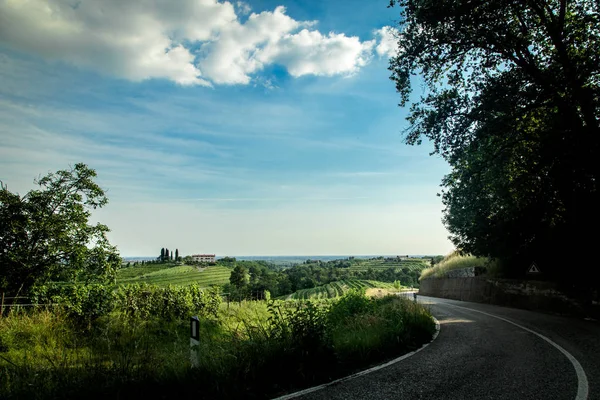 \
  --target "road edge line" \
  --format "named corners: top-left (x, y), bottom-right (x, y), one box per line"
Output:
top-left (271, 316), bottom-right (441, 400)
top-left (446, 303), bottom-right (589, 400)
